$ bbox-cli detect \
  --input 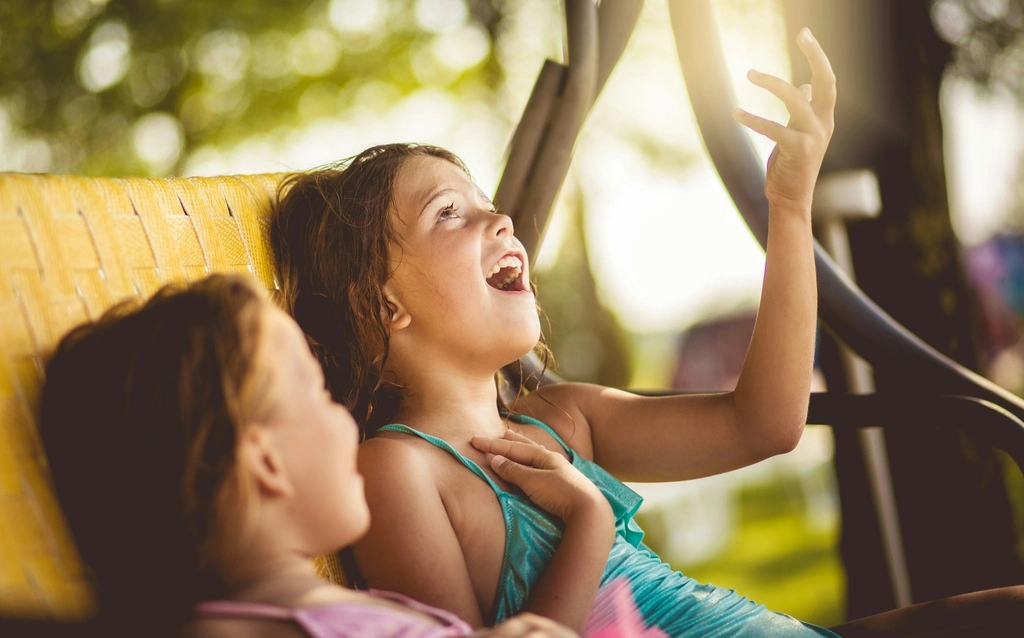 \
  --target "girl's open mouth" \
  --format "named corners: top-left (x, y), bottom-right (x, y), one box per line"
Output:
top-left (485, 254), bottom-right (530, 292)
